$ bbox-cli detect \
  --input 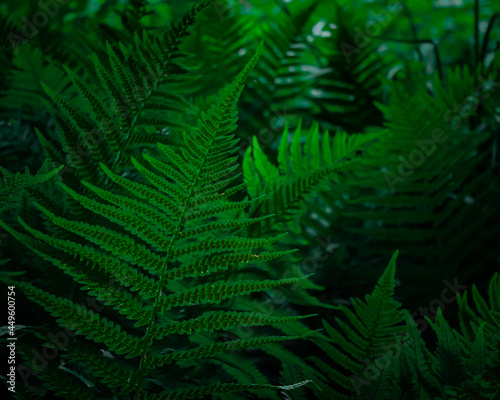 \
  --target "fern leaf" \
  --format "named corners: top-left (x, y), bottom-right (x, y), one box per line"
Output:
top-left (309, 251), bottom-right (406, 397)
top-left (470, 322), bottom-right (491, 376)
top-left (427, 308), bottom-right (466, 388)
top-left (244, 120), bottom-right (380, 233)
top-left (401, 310), bottom-right (440, 399)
